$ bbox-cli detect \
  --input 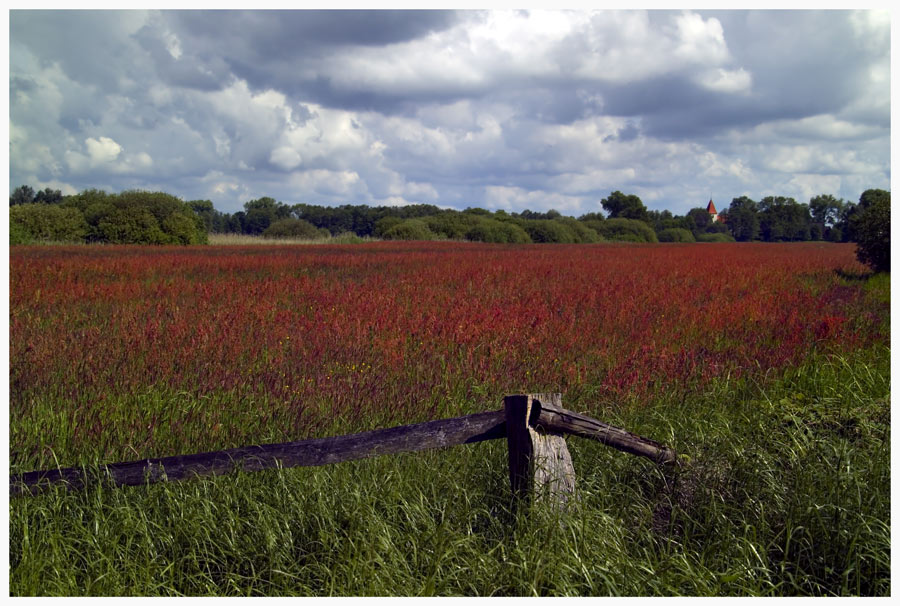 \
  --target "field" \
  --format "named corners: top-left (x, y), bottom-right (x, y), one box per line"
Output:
top-left (8, 241), bottom-right (891, 596)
